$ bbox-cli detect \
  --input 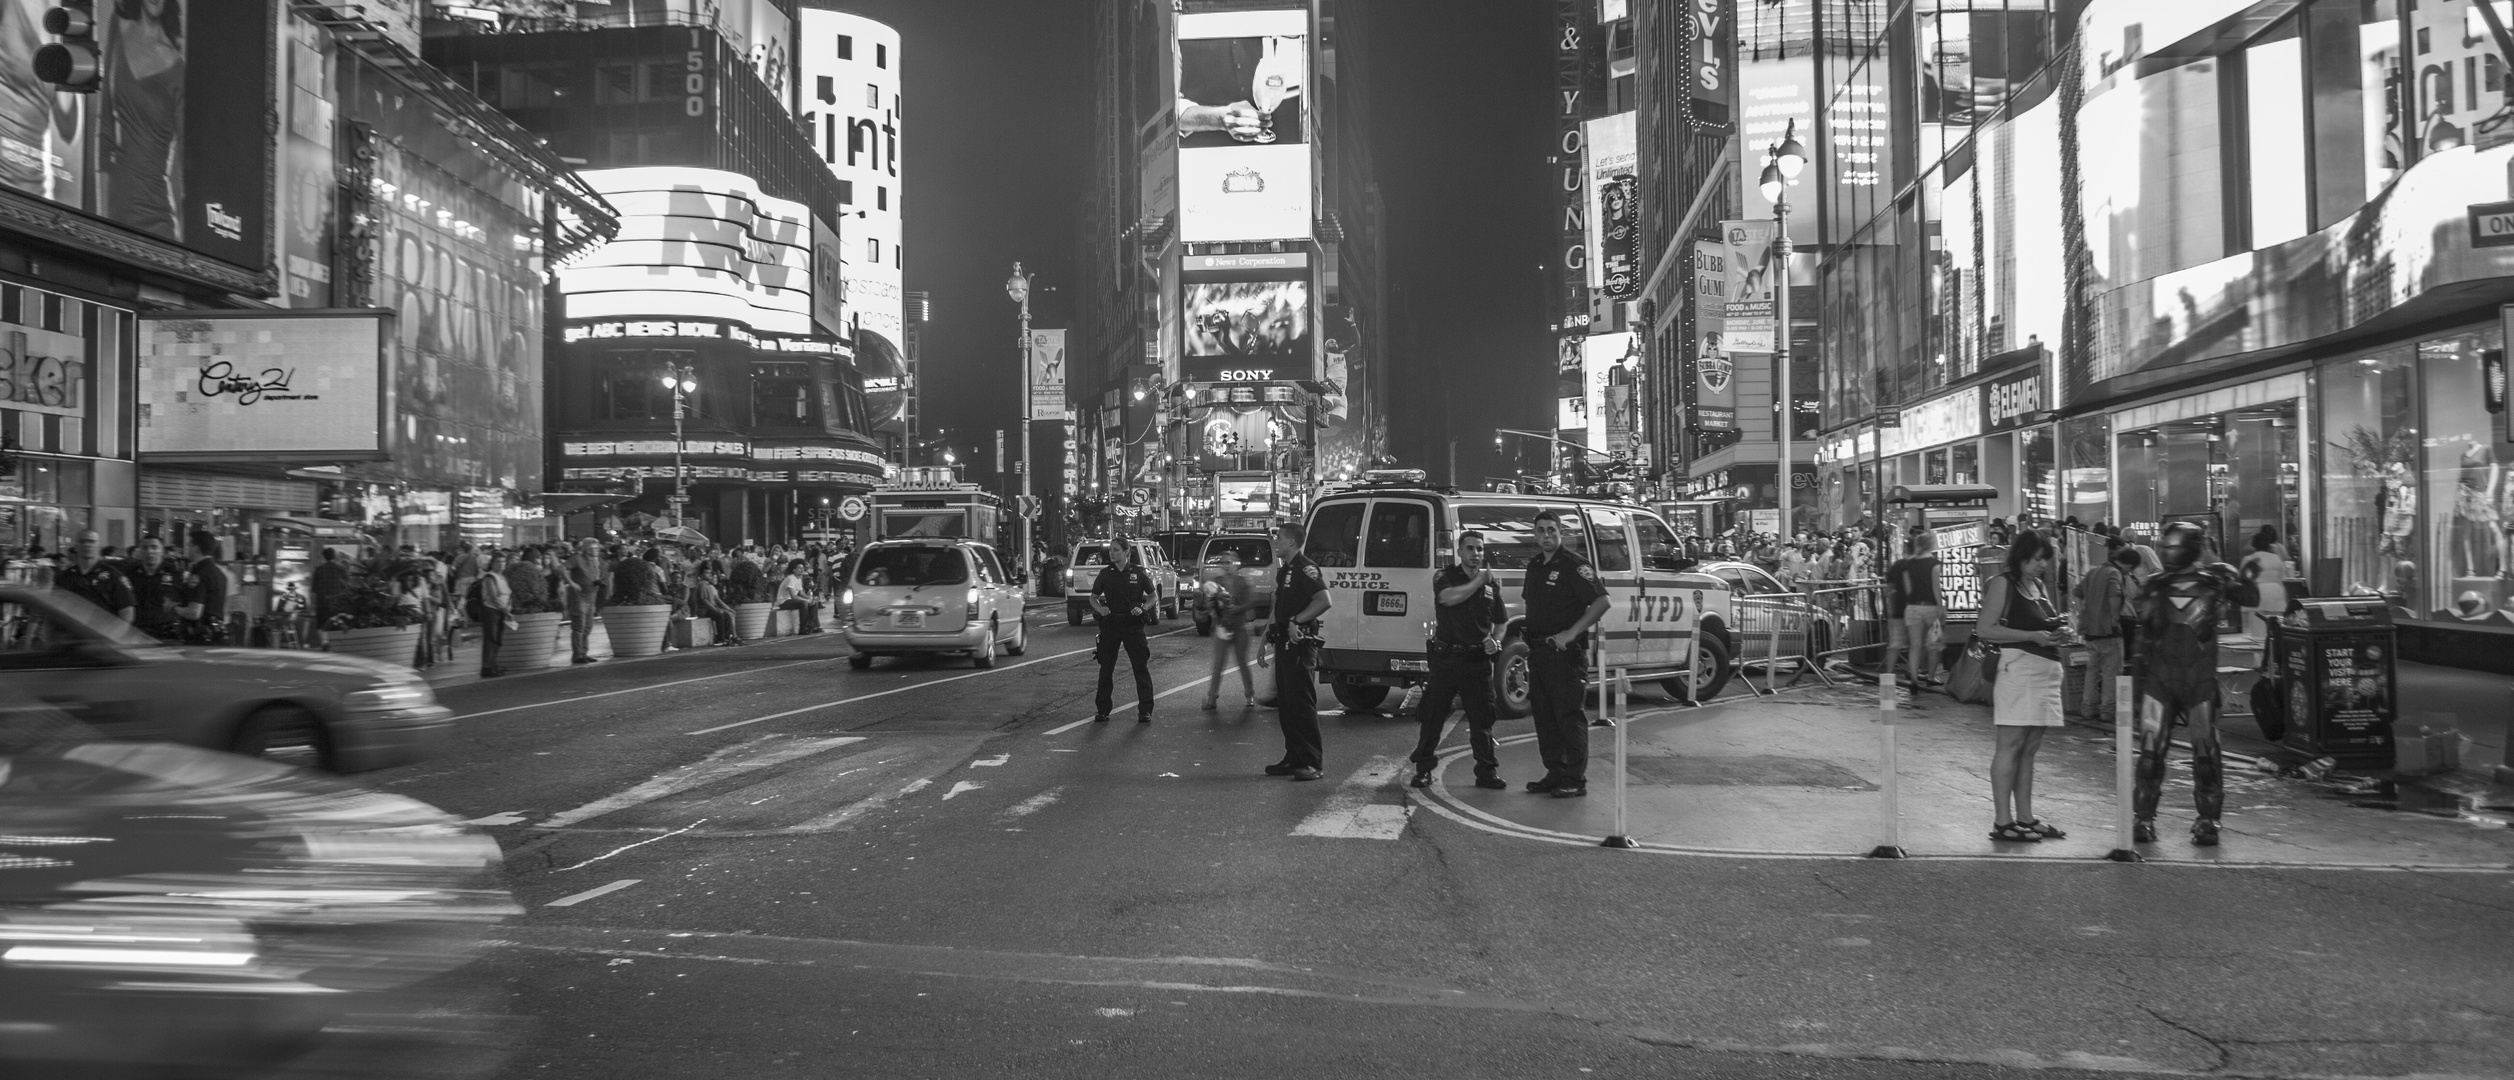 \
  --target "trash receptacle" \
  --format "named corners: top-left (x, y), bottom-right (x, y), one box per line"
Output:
top-left (2262, 598), bottom-right (2398, 771)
